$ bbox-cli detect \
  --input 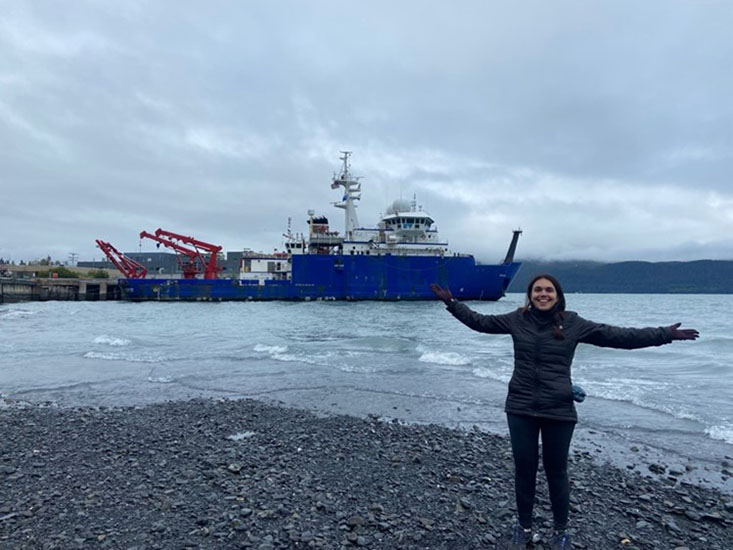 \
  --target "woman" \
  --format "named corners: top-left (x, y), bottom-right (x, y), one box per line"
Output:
top-left (430, 275), bottom-right (698, 550)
